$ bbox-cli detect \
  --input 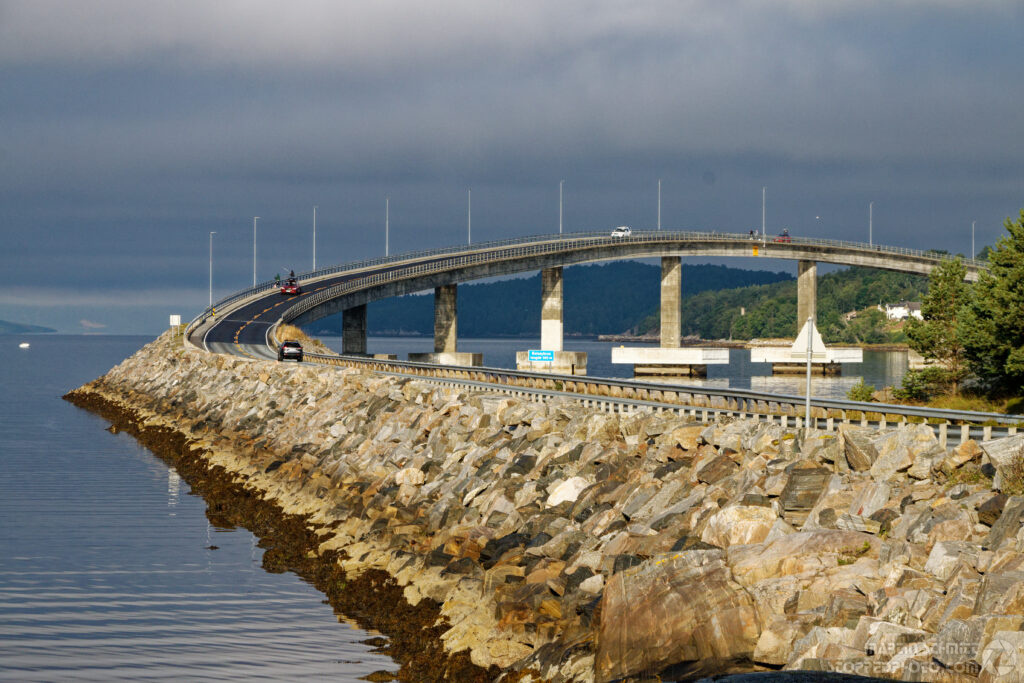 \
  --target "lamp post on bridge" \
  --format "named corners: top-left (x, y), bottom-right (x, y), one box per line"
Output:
top-left (559, 180), bottom-right (563, 235)
top-left (209, 231), bottom-right (216, 308)
top-left (657, 179), bottom-right (662, 230)
top-left (761, 186), bottom-right (766, 244)
top-left (468, 189), bottom-right (471, 245)
top-left (972, 220), bottom-right (976, 259)
top-left (313, 205), bottom-right (318, 271)
top-left (252, 216), bottom-right (260, 287)
top-left (869, 202), bottom-right (873, 246)
top-left (385, 196), bottom-right (390, 257)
